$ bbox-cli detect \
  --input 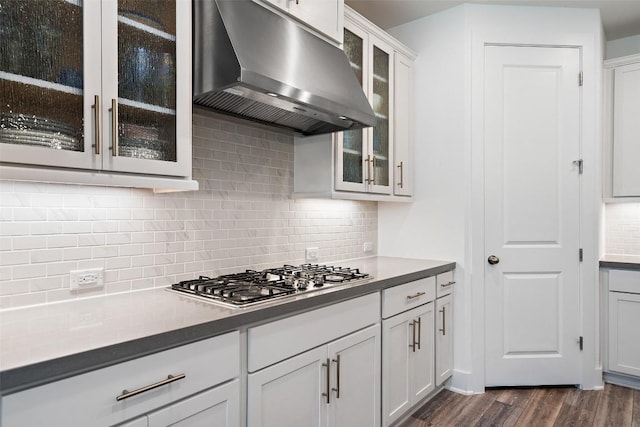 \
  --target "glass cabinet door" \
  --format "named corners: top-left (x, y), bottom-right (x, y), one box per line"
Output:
top-left (102, 0), bottom-right (189, 177)
top-left (0, 0), bottom-right (100, 168)
top-left (369, 36), bottom-right (393, 195)
top-left (336, 24), bottom-right (368, 193)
